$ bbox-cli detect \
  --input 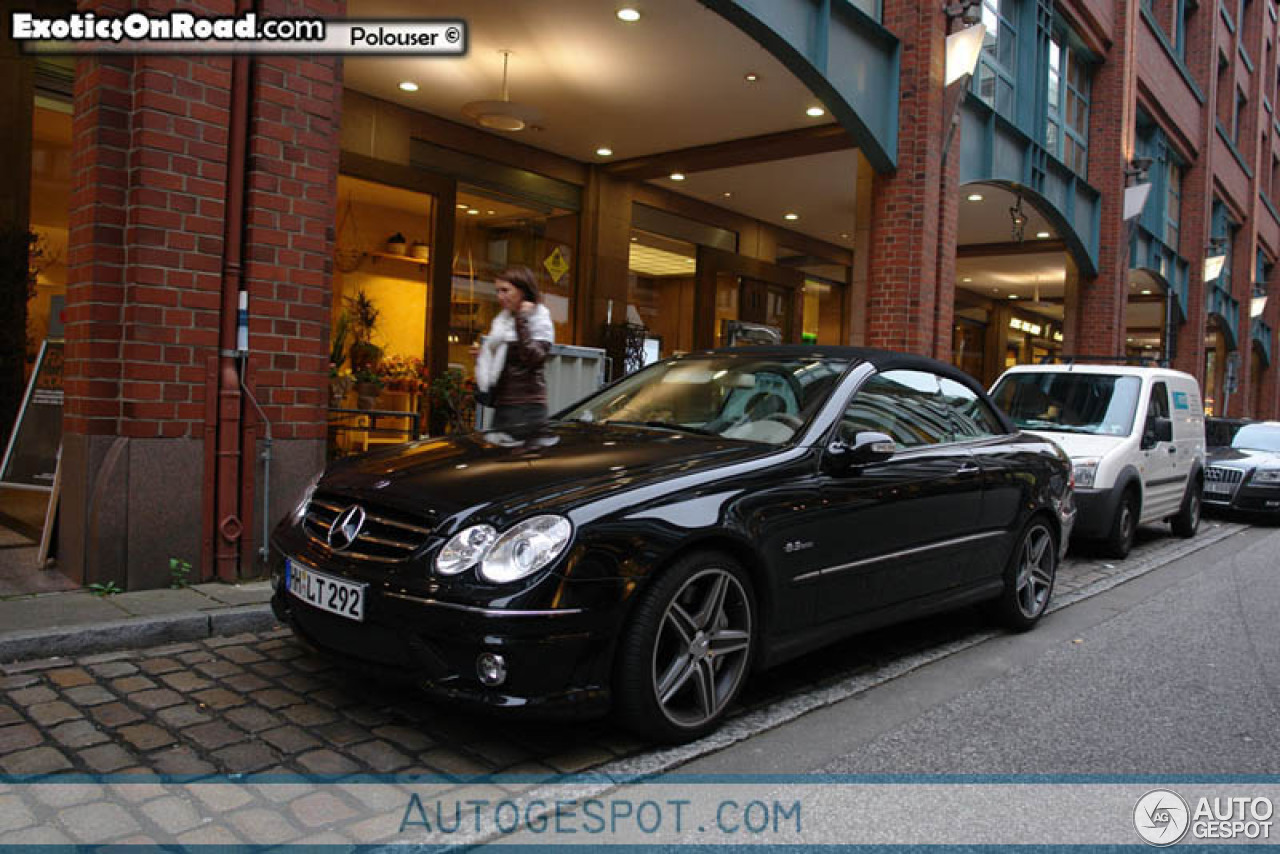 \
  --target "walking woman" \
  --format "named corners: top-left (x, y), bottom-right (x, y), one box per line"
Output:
top-left (474, 266), bottom-right (555, 431)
